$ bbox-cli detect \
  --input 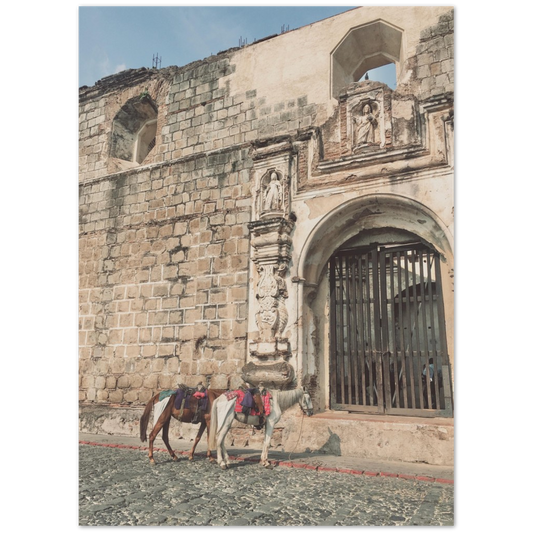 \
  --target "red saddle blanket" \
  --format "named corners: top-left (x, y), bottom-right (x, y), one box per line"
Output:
top-left (225, 389), bottom-right (271, 416)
